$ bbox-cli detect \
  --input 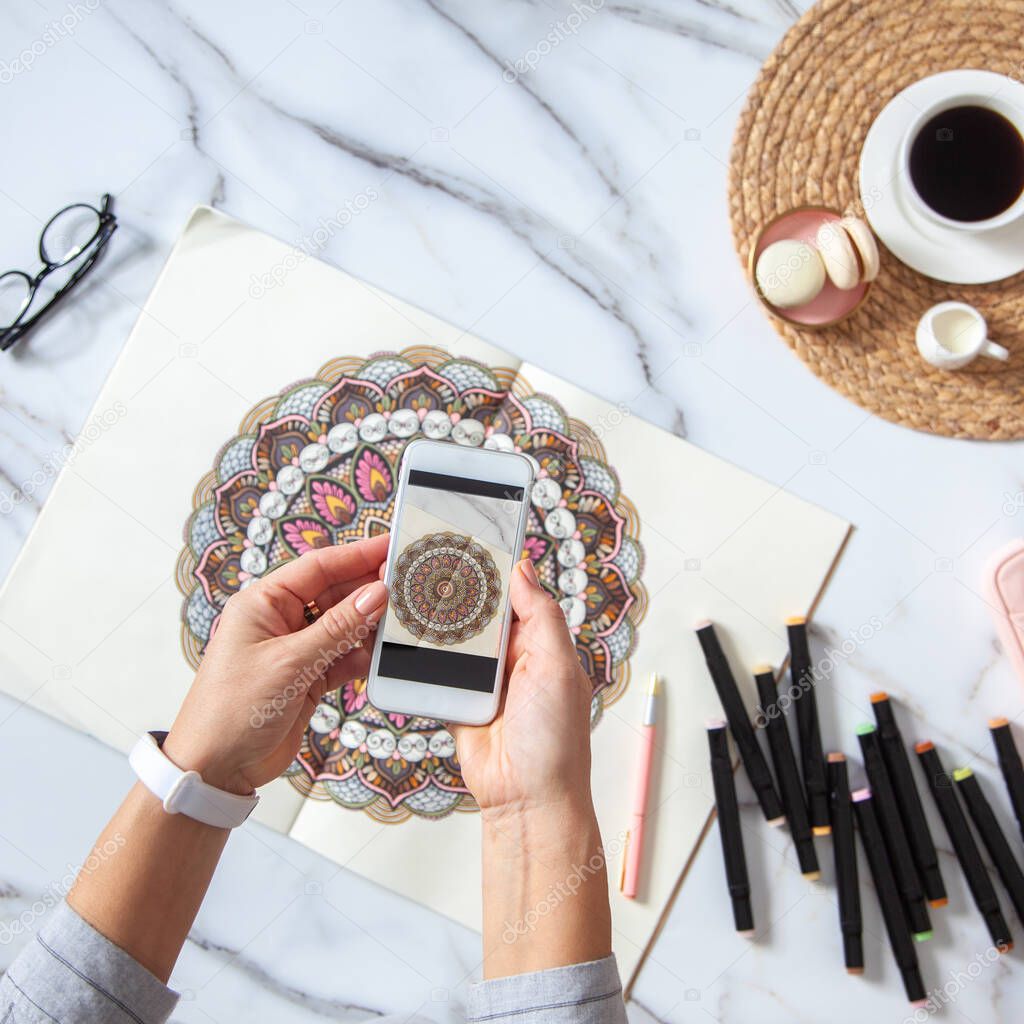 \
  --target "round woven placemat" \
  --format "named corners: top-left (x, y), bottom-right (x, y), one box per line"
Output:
top-left (729, 0), bottom-right (1024, 440)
